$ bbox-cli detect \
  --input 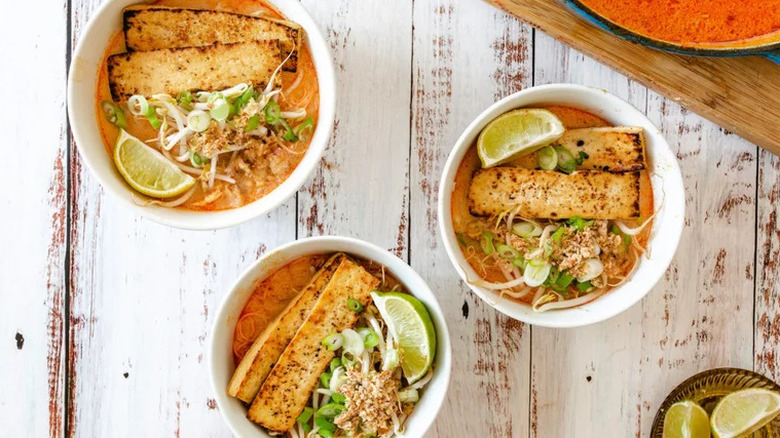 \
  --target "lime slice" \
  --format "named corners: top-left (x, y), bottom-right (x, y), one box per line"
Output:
top-left (711, 388), bottom-right (780, 438)
top-left (477, 108), bottom-right (565, 168)
top-left (662, 400), bottom-right (711, 438)
top-left (113, 129), bottom-right (196, 198)
top-left (370, 292), bottom-right (436, 384)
